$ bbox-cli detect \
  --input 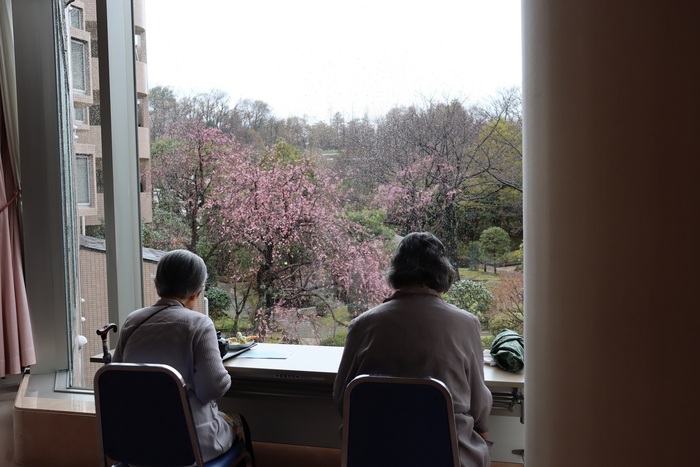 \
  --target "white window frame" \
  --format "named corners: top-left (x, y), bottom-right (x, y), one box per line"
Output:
top-left (14, 0), bottom-right (143, 376)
